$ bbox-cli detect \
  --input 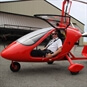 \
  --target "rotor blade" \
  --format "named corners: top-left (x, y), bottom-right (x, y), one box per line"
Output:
top-left (72, 0), bottom-right (87, 4)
